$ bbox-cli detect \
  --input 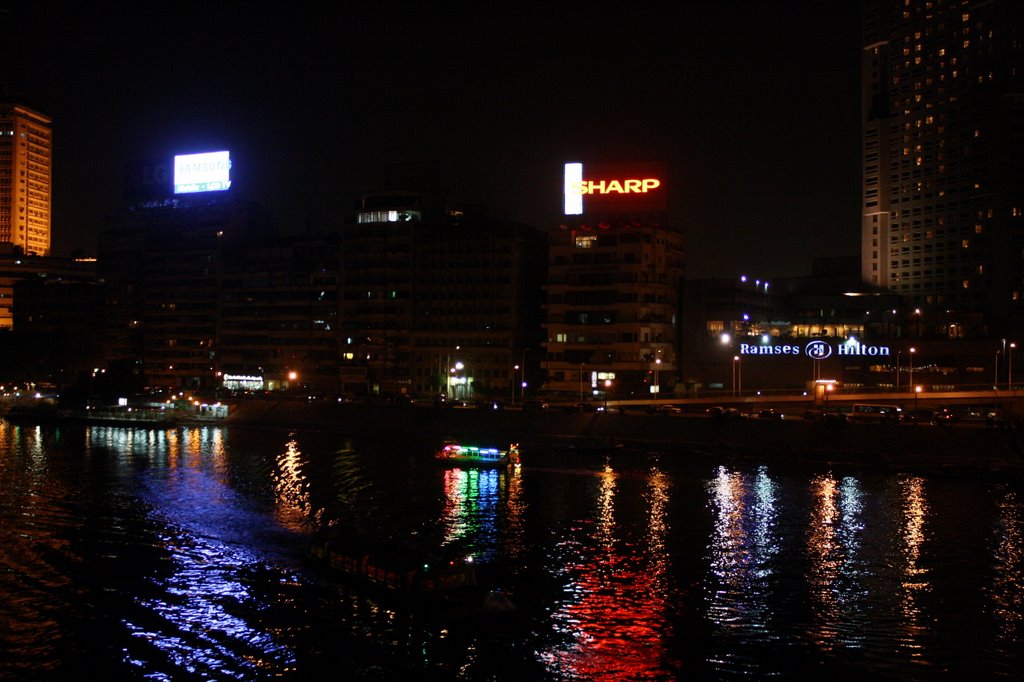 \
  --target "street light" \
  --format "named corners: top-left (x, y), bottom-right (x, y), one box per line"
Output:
top-left (908, 347), bottom-right (916, 392)
top-left (732, 355), bottom-right (741, 397)
top-left (895, 350), bottom-right (901, 392)
top-left (653, 357), bottom-right (662, 396)
top-left (914, 384), bottom-right (922, 419)
top-left (1010, 343), bottom-right (1017, 391)
top-left (512, 364), bottom-right (519, 404)
top-left (520, 348), bottom-right (531, 402)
